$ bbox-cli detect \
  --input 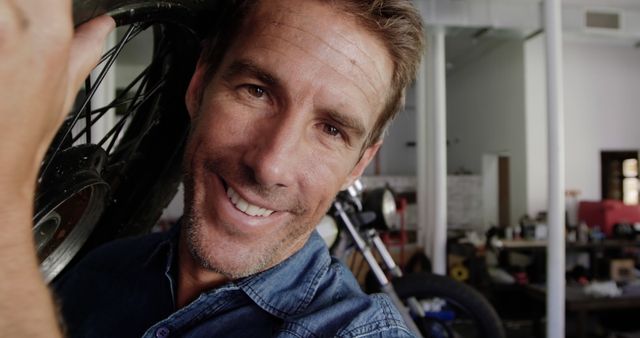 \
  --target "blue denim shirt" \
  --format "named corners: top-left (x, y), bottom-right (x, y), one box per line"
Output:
top-left (54, 225), bottom-right (415, 337)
